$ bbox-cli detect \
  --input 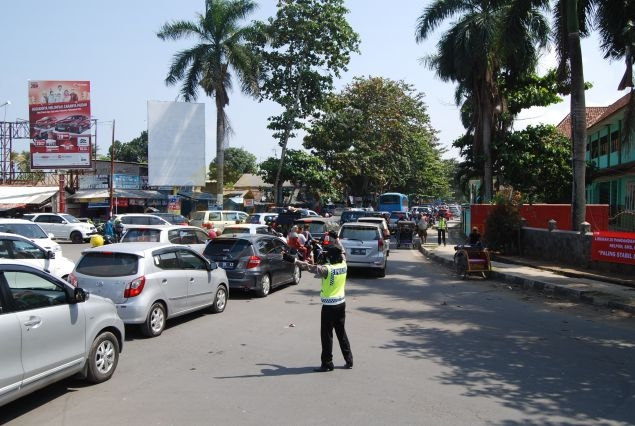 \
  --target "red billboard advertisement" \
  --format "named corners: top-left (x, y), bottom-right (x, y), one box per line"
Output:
top-left (591, 231), bottom-right (635, 265)
top-left (28, 80), bottom-right (92, 169)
